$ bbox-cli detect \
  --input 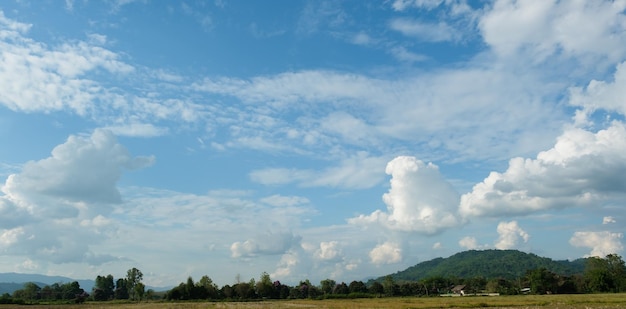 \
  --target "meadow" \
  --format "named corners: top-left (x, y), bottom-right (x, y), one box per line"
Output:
top-left (2, 294), bottom-right (626, 309)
